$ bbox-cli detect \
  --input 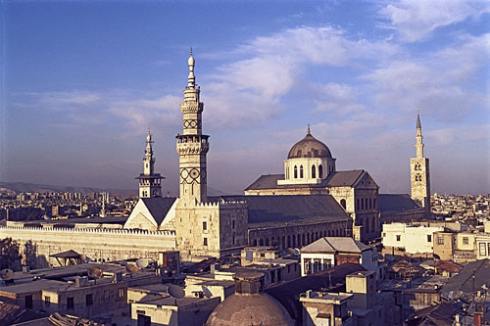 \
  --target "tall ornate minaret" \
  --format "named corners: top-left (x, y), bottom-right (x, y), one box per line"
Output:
top-left (136, 130), bottom-right (163, 198)
top-left (410, 114), bottom-right (431, 211)
top-left (176, 50), bottom-right (209, 205)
